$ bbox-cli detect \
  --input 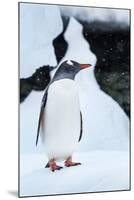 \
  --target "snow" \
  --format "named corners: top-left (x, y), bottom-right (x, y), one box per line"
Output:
top-left (20, 3), bottom-right (63, 78)
top-left (20, 151), bottom-right (129, 196)
top-left (60, 6), bottom-right (129, 26)
top-left (20, 4), bottom-right (130, 196)
top-left (20, 90), bottom-right (44, 154)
